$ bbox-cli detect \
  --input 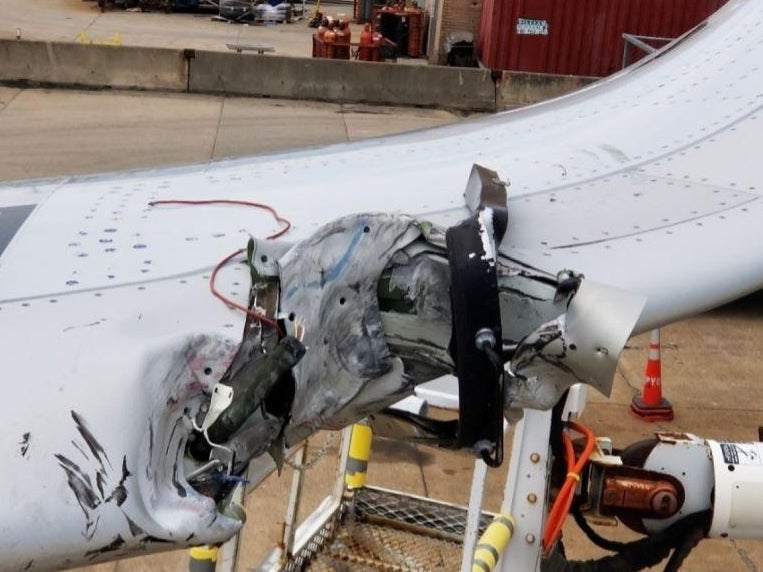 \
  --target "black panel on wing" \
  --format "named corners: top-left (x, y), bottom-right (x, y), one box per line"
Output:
top-left (0, 205), bottom-right (35, 258)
